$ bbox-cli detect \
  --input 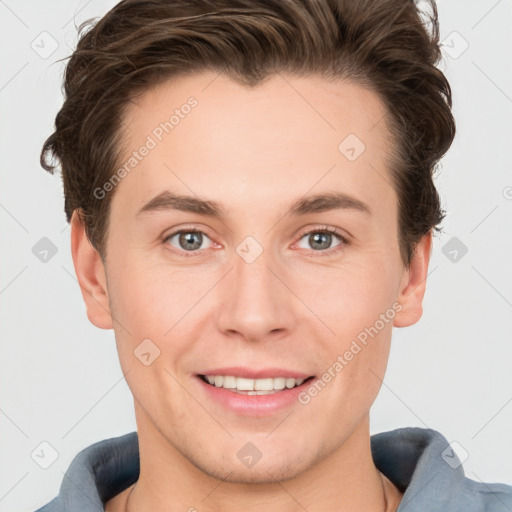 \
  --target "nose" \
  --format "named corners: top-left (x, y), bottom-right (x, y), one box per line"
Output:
top-left (215, 244), bottom-right (297, 343)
